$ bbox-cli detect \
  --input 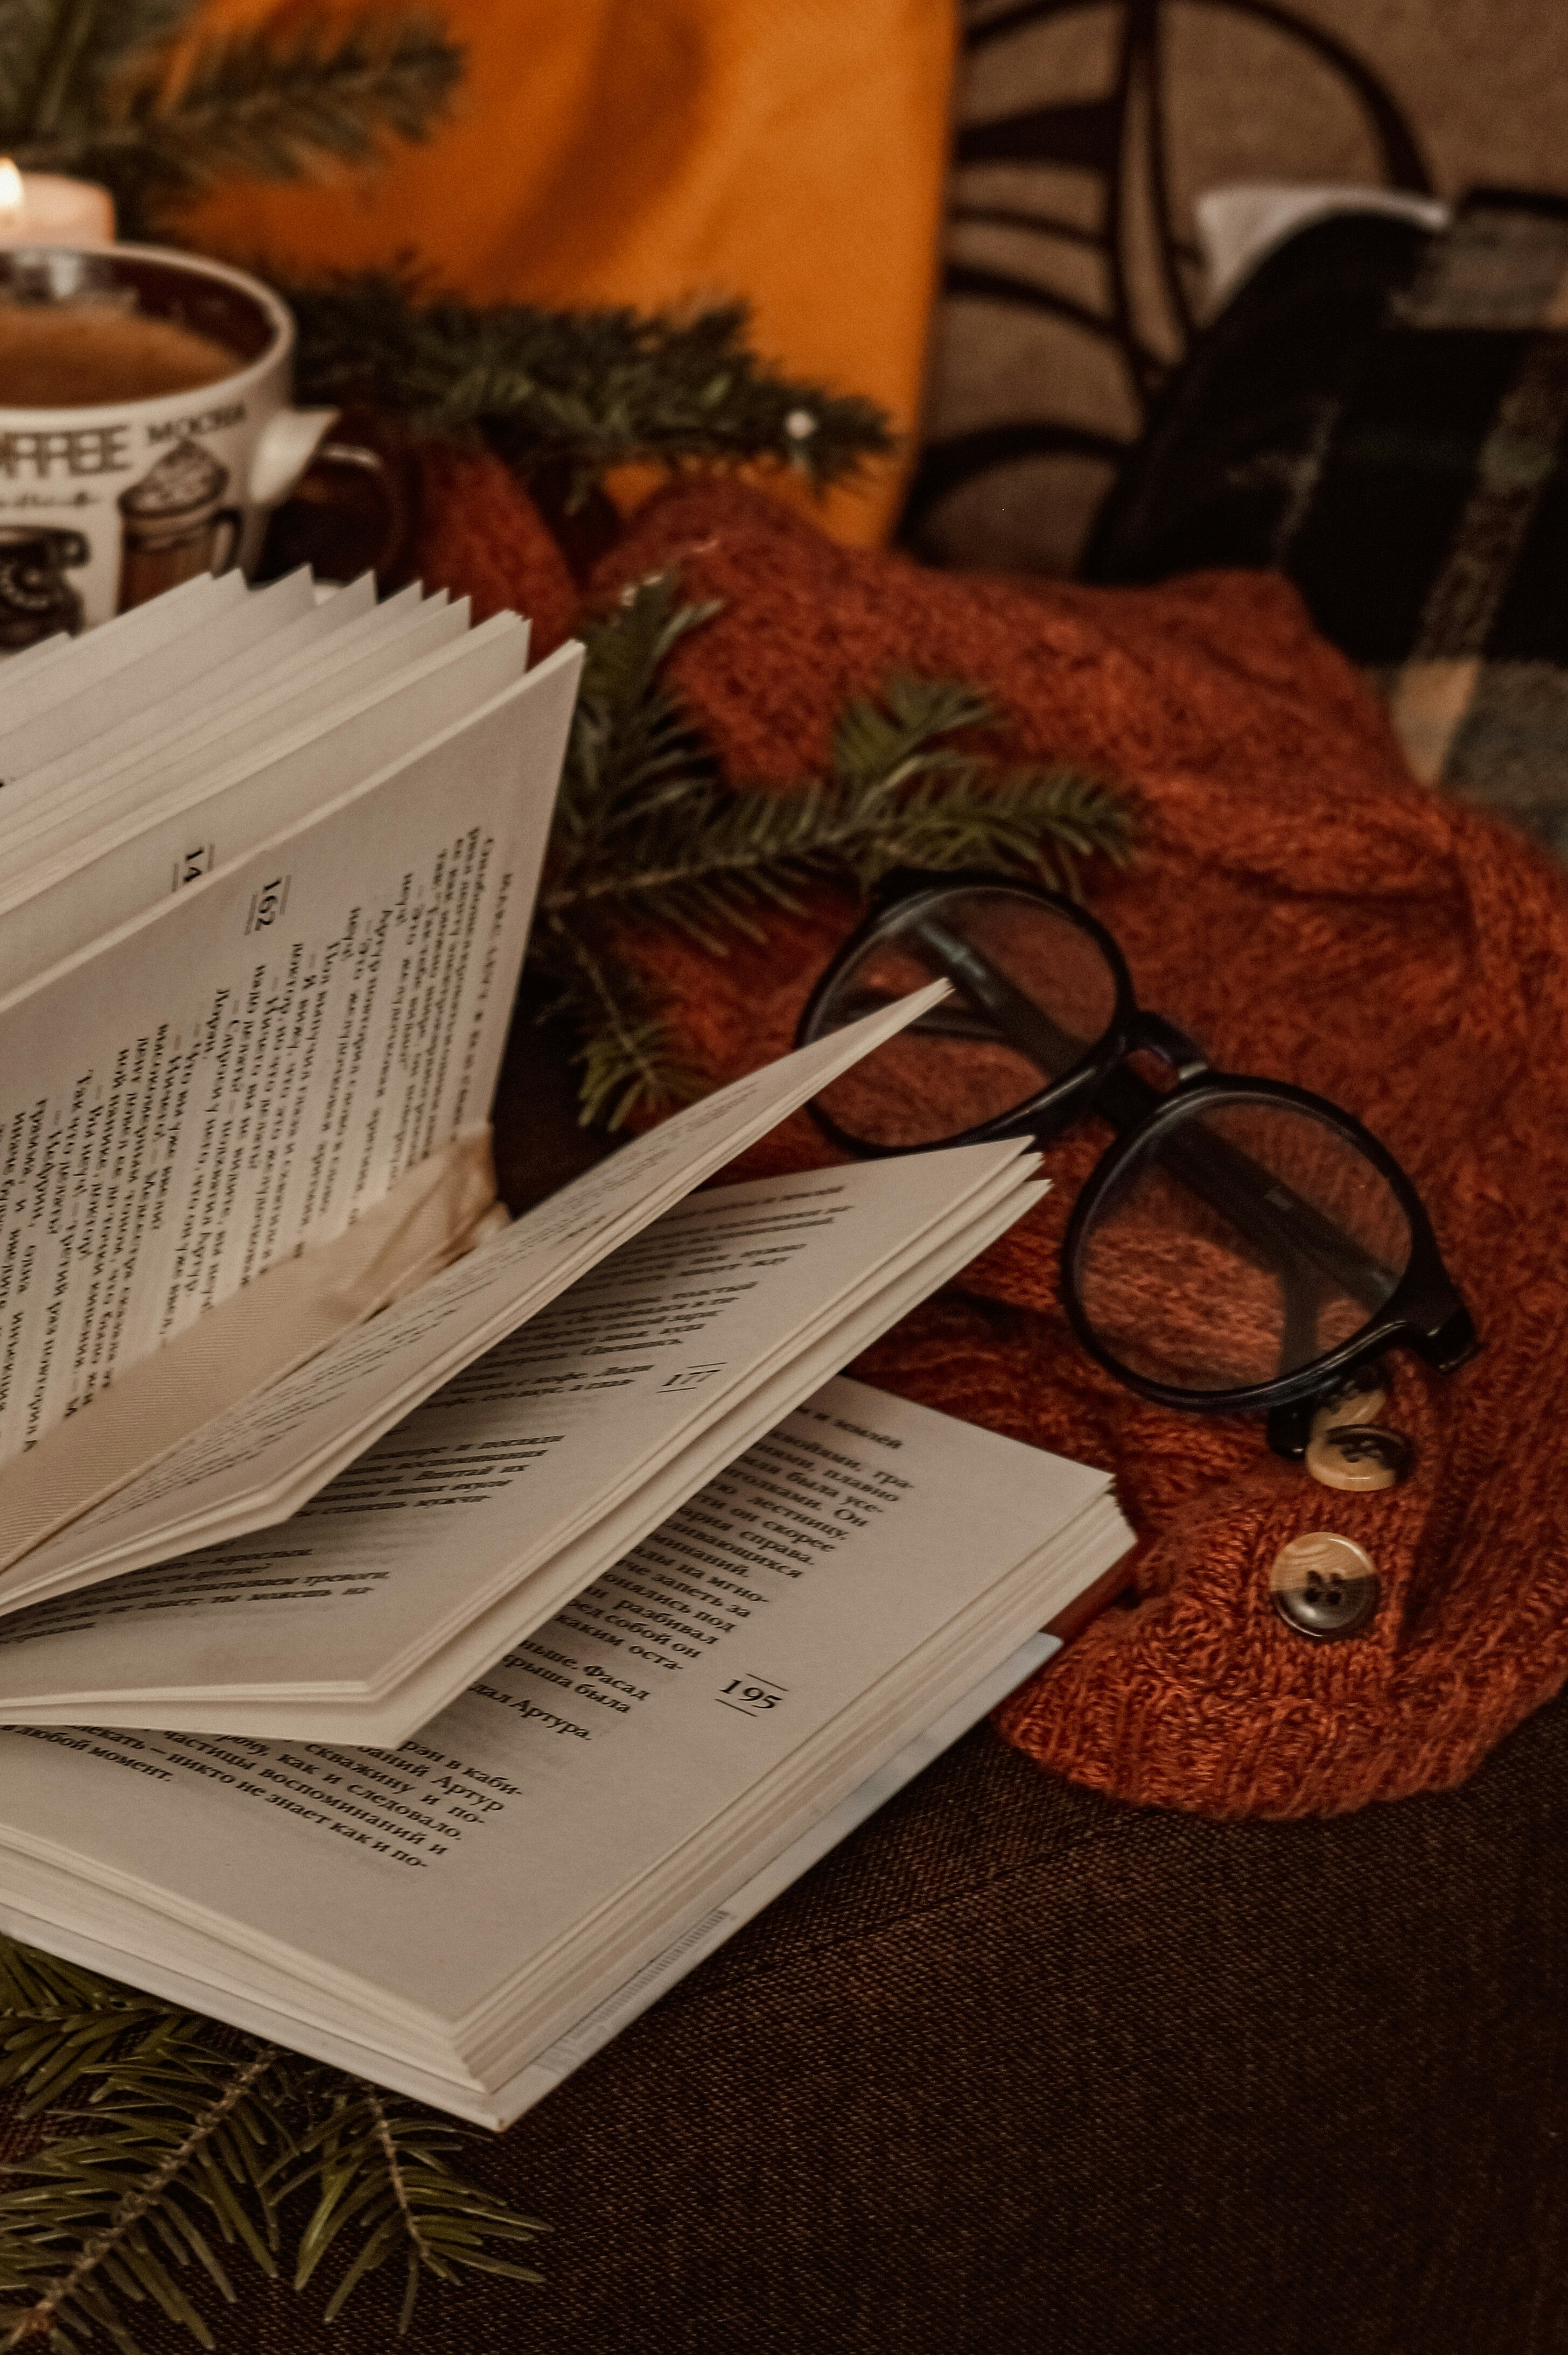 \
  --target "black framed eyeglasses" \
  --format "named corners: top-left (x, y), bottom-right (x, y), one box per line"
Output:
top-left (796, 873), bottom-right (1478, 1455)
